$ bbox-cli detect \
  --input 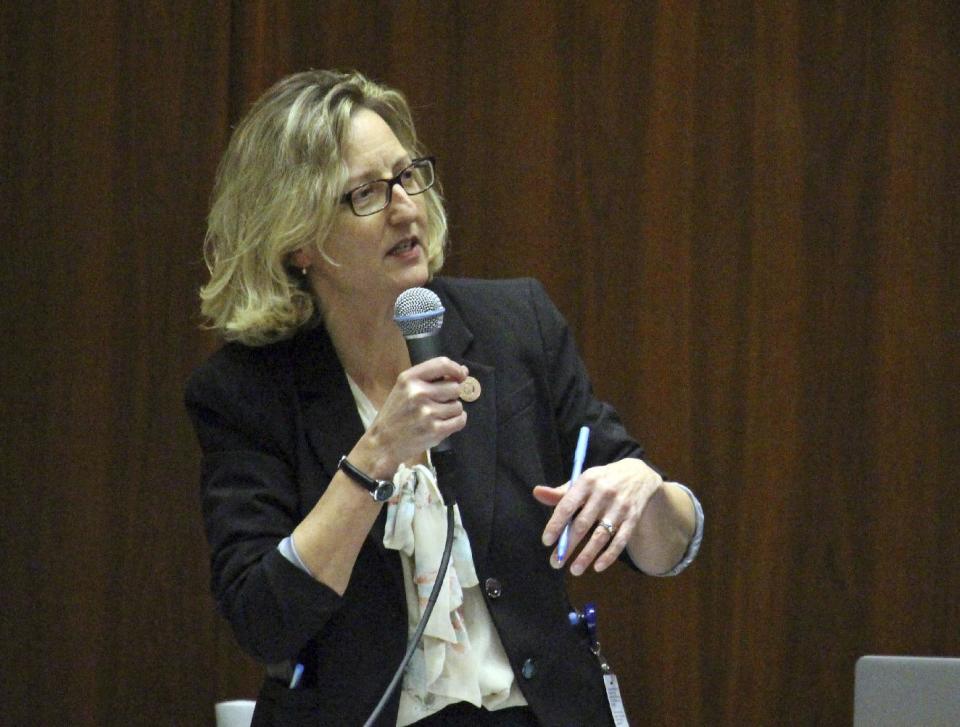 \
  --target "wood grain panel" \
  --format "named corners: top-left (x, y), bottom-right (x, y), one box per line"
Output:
top-left (1, 3), bottom-right (234, 724)
top-left (2, 2), bottom-right (957, 725)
